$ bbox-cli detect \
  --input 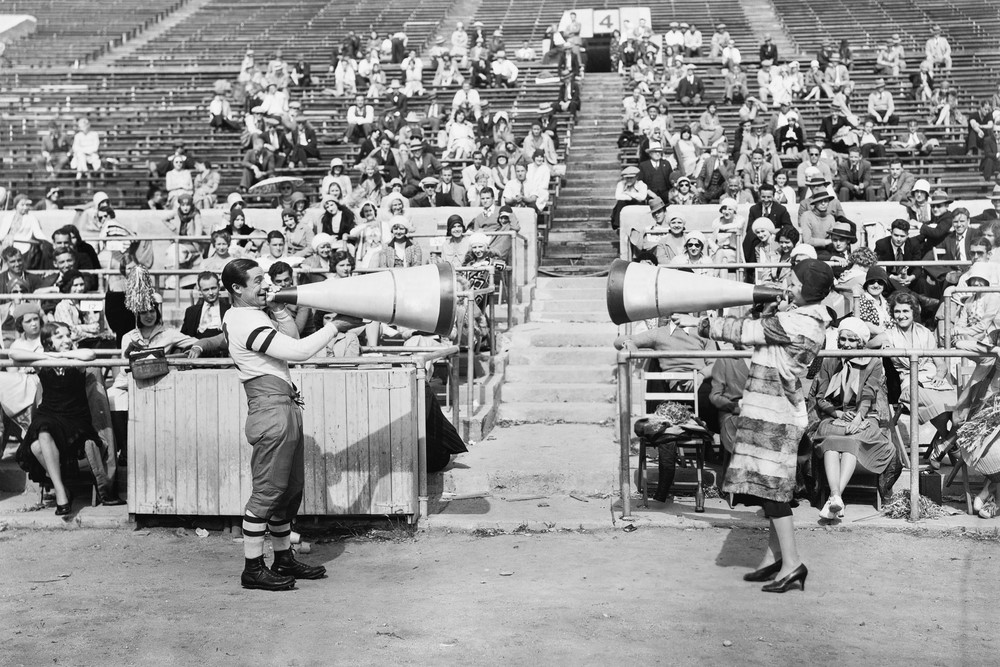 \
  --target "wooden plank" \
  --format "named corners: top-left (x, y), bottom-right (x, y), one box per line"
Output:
top-left (196, 372), bottom-right (220, 516)
top-left (368, 369), bottom-right (393, 515)
top-left (387, 368), bottom-right (415, 516)
top-left (325, 370), bottom-right (350, 514)
top-left (153, 374), bottom-right (177, 513)
top-left (236, 381), bottom-right (252, 516)
top-left (174, 372), bottom-right (197, 514)
top-left (129, 376), bottom-right (154, 513)
top-left (216, 375), bottom-right (244, 516)
top-left (345, 370), bottom-right (371, 514)
top-left (299, 370), bottom-right (324, 515)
